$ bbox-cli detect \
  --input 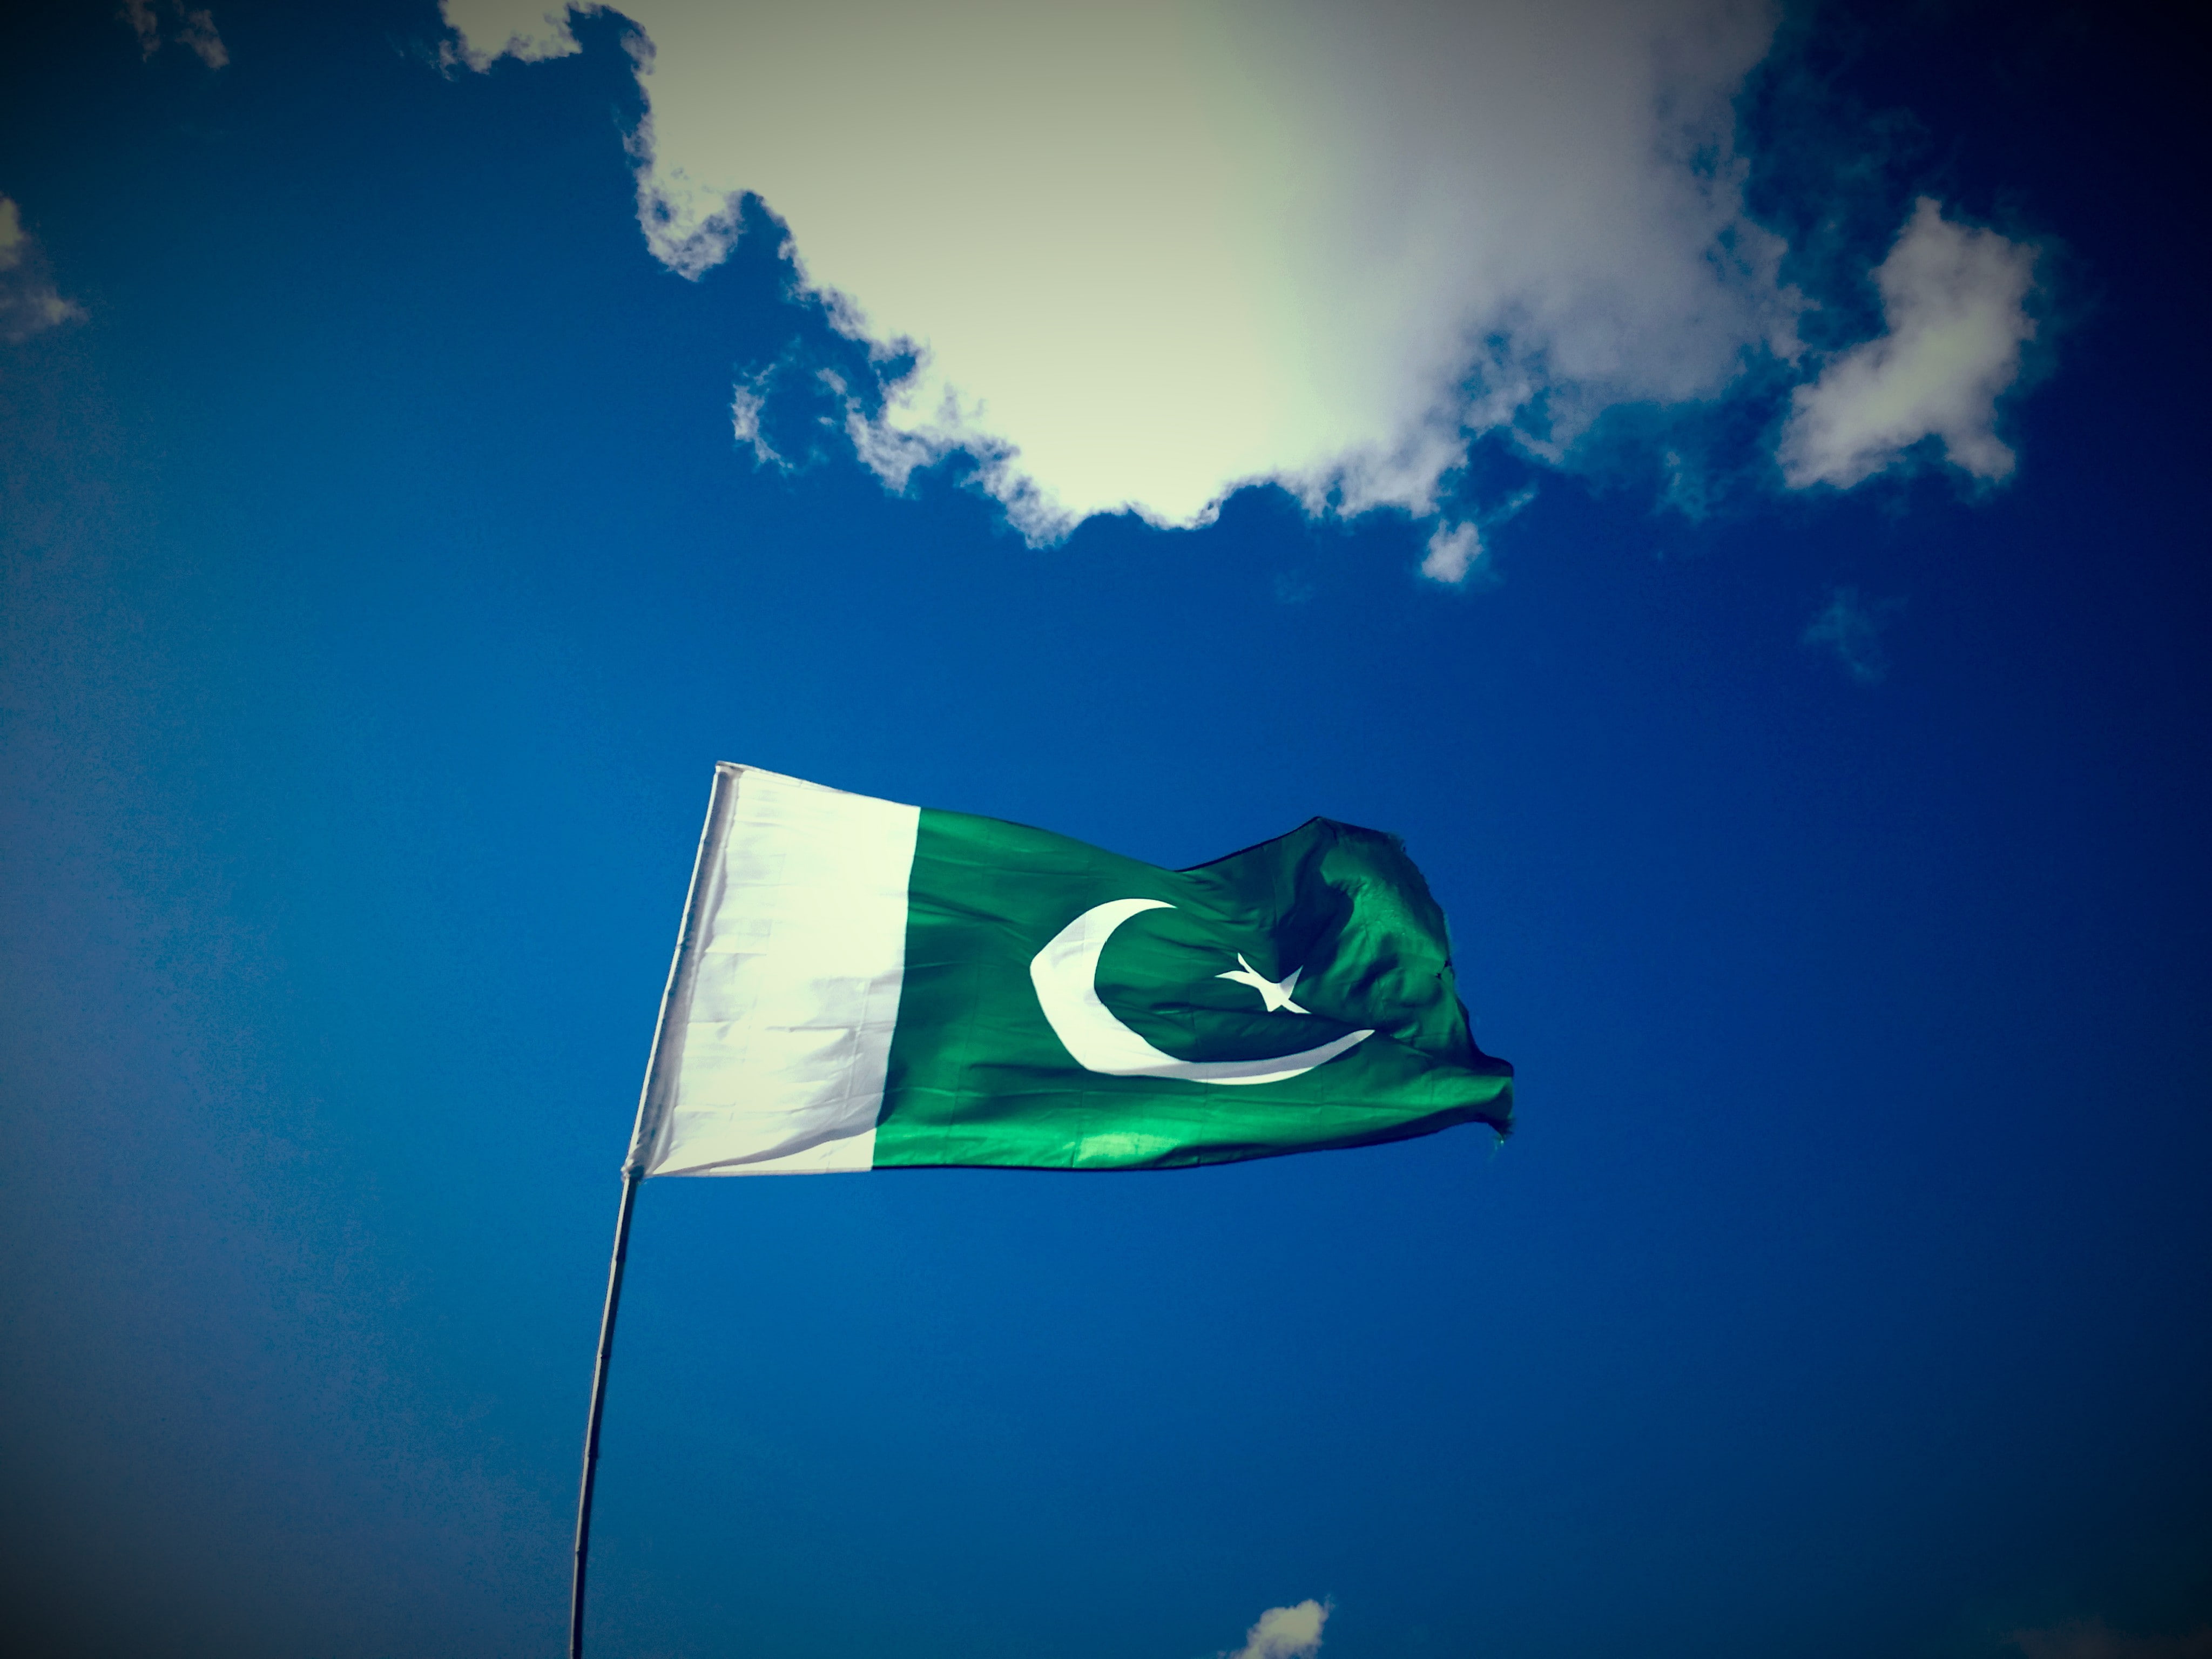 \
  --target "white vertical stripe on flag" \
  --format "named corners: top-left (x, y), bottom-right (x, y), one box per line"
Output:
top-left (632, 765), bottom-right (919, 1176)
